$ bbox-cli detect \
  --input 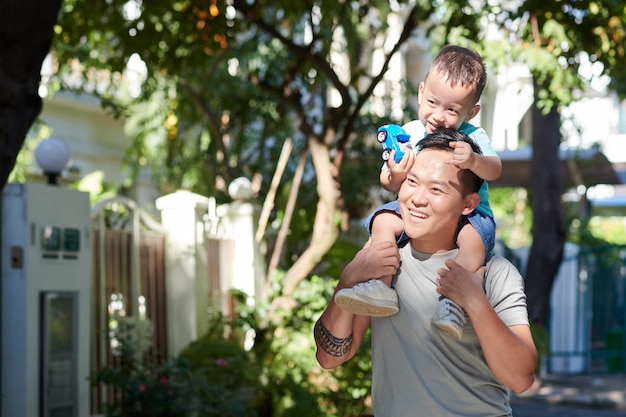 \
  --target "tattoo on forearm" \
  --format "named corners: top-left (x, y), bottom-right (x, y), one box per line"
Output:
top-left (314, 318), bottom-right (353, 357)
